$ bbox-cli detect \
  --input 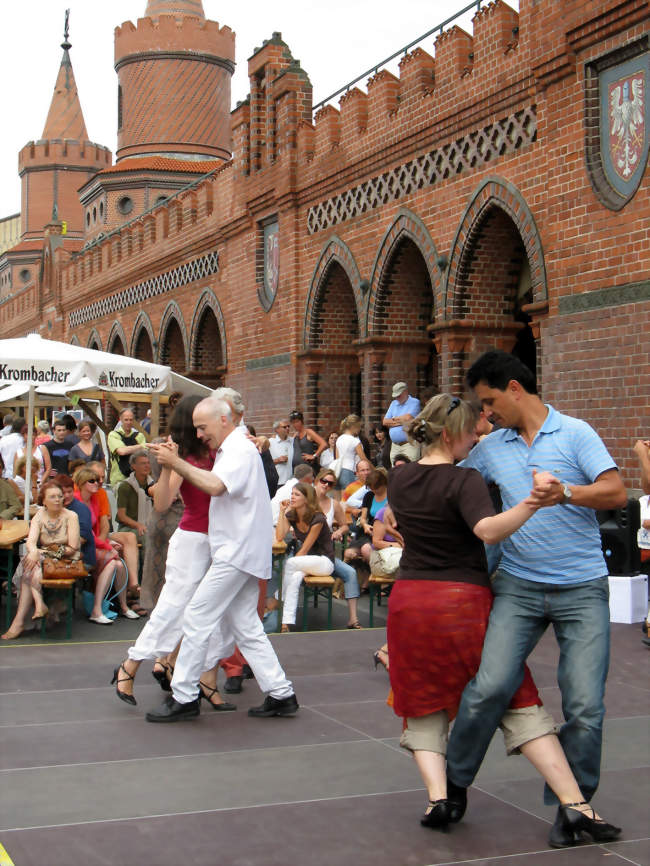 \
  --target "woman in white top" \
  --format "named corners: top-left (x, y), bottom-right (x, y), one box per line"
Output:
top-left (335, 415), bottom-right (366, 490)
top-left (319, 432), bottom-right (338, 468)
